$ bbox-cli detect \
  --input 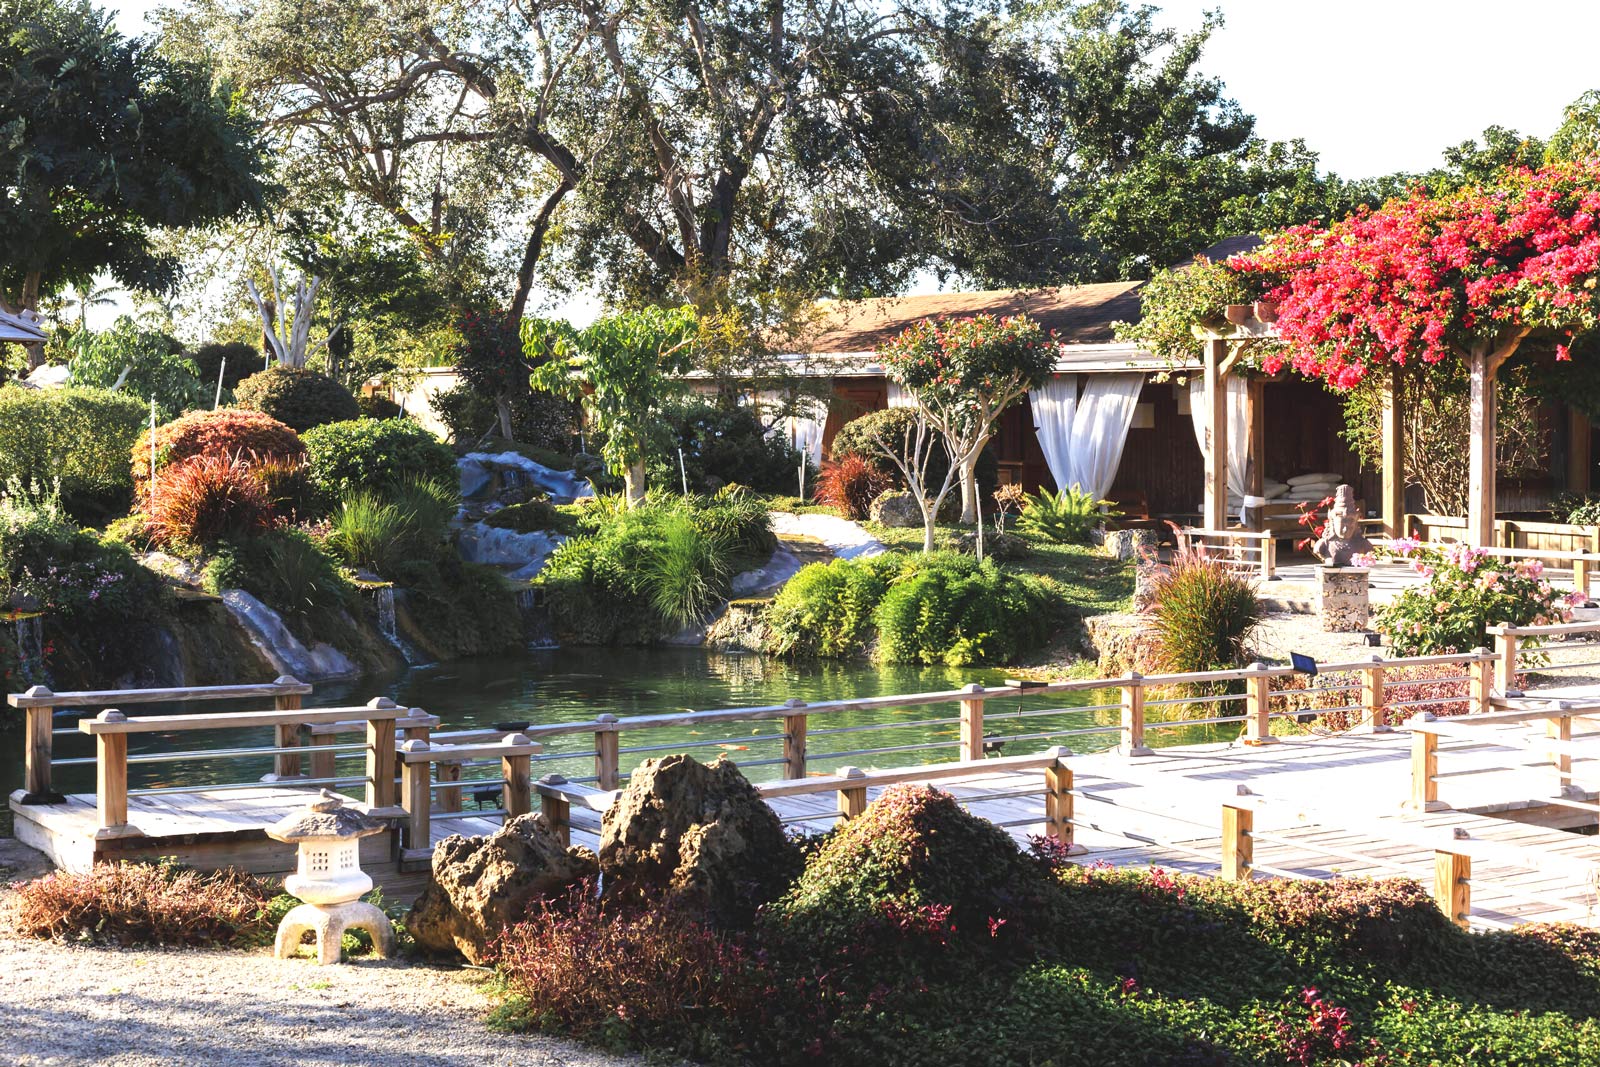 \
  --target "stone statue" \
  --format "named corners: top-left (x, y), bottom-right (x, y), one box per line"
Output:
top-left (1312, 484), bottom-right (1373, 567)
